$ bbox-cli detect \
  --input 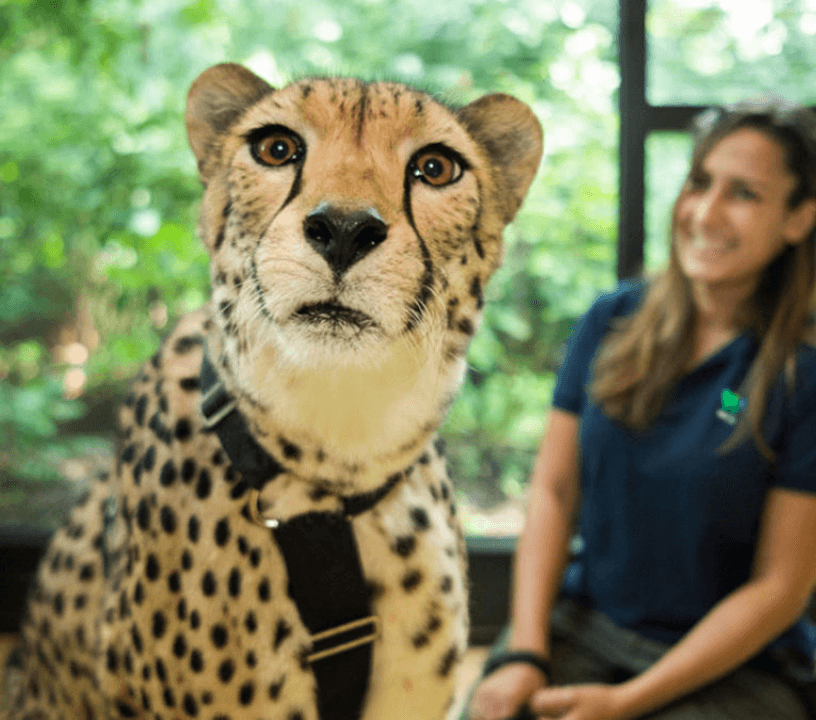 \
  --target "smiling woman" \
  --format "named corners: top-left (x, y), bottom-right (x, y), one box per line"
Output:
top-left (596, 98), bottom-right (816, 462)
top-left (673, 126), bottom-right (816, 372)
top-left (675, 128), bottom-right (816, 299)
